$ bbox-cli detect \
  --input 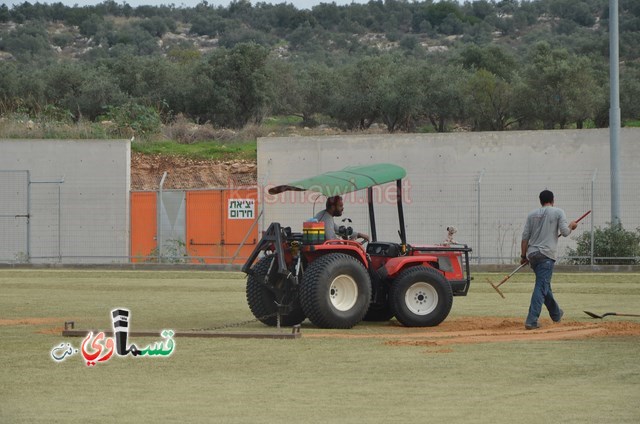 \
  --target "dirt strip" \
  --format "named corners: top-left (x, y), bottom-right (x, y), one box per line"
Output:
top-left (4, 316), bottom-right (640, 345)
top-left (0, 317), bottom-right (66, 326)
top-left (304, 317), bottom-right (640, 346)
